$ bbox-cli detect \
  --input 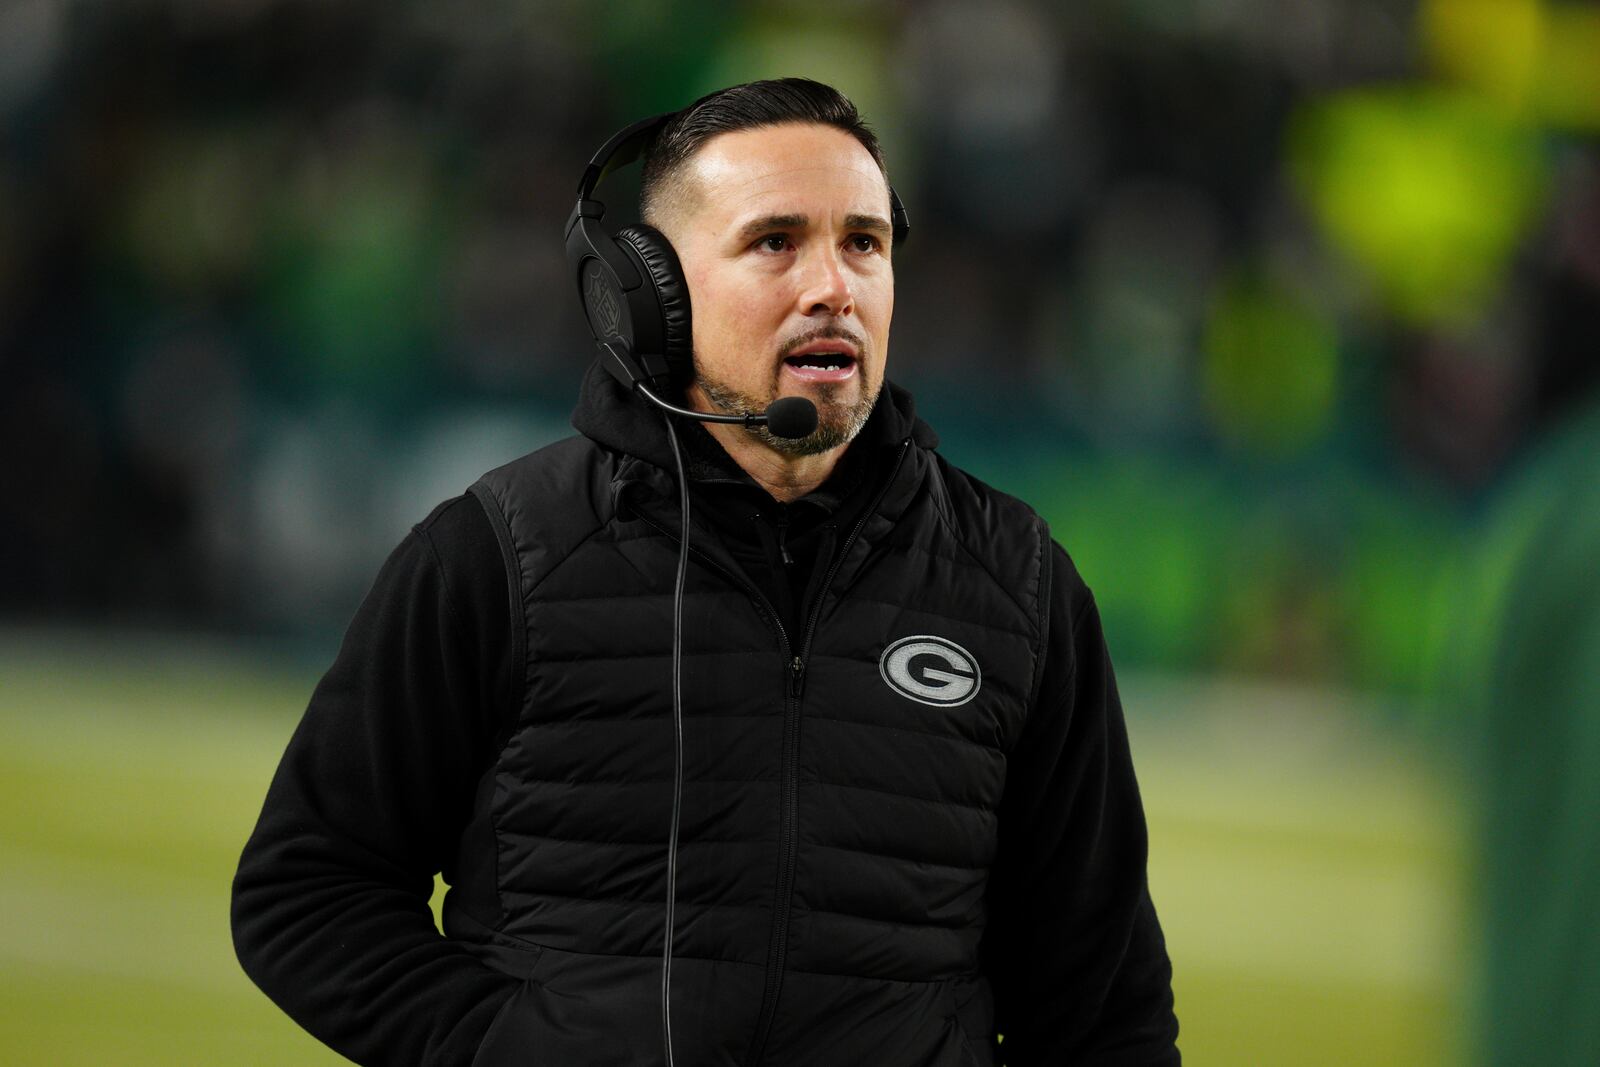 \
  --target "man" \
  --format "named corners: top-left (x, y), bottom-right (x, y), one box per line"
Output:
top-left (233, 78), bottom-right (1179, 1066)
